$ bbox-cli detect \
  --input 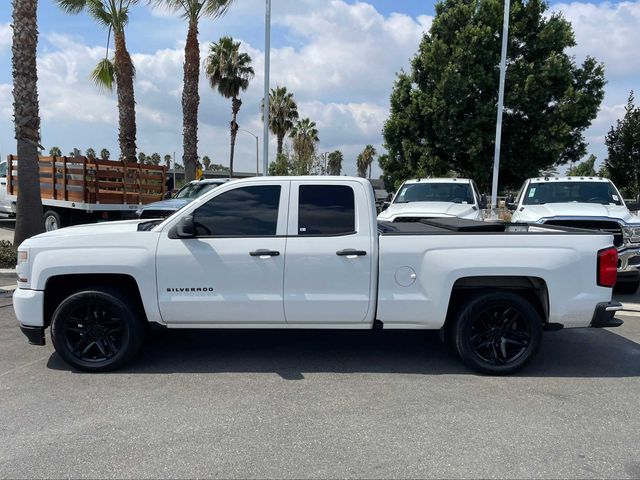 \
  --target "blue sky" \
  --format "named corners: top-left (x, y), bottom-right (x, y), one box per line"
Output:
top-left (1, 0), bottom-right (639, 176)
